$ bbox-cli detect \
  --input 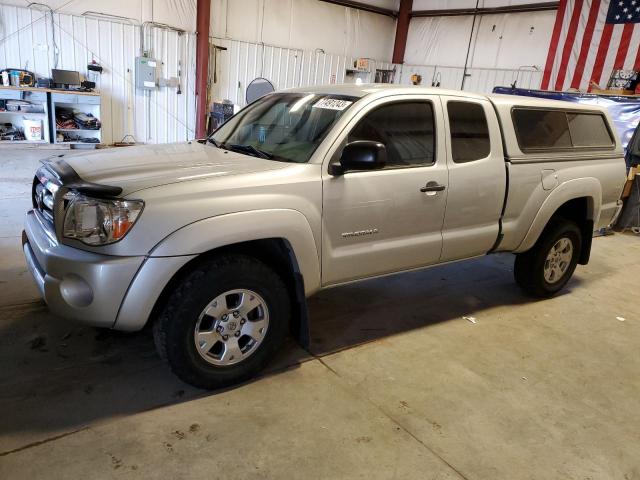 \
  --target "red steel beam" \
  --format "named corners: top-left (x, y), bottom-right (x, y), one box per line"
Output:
top-left (411, 2), bottom-right (558, 17)
top-left (195, 0), bottom-right (211, 138)
top-left (392, 0), bottom-right (412, 64)
top-left (318, 0), bottom-right (397, 17)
